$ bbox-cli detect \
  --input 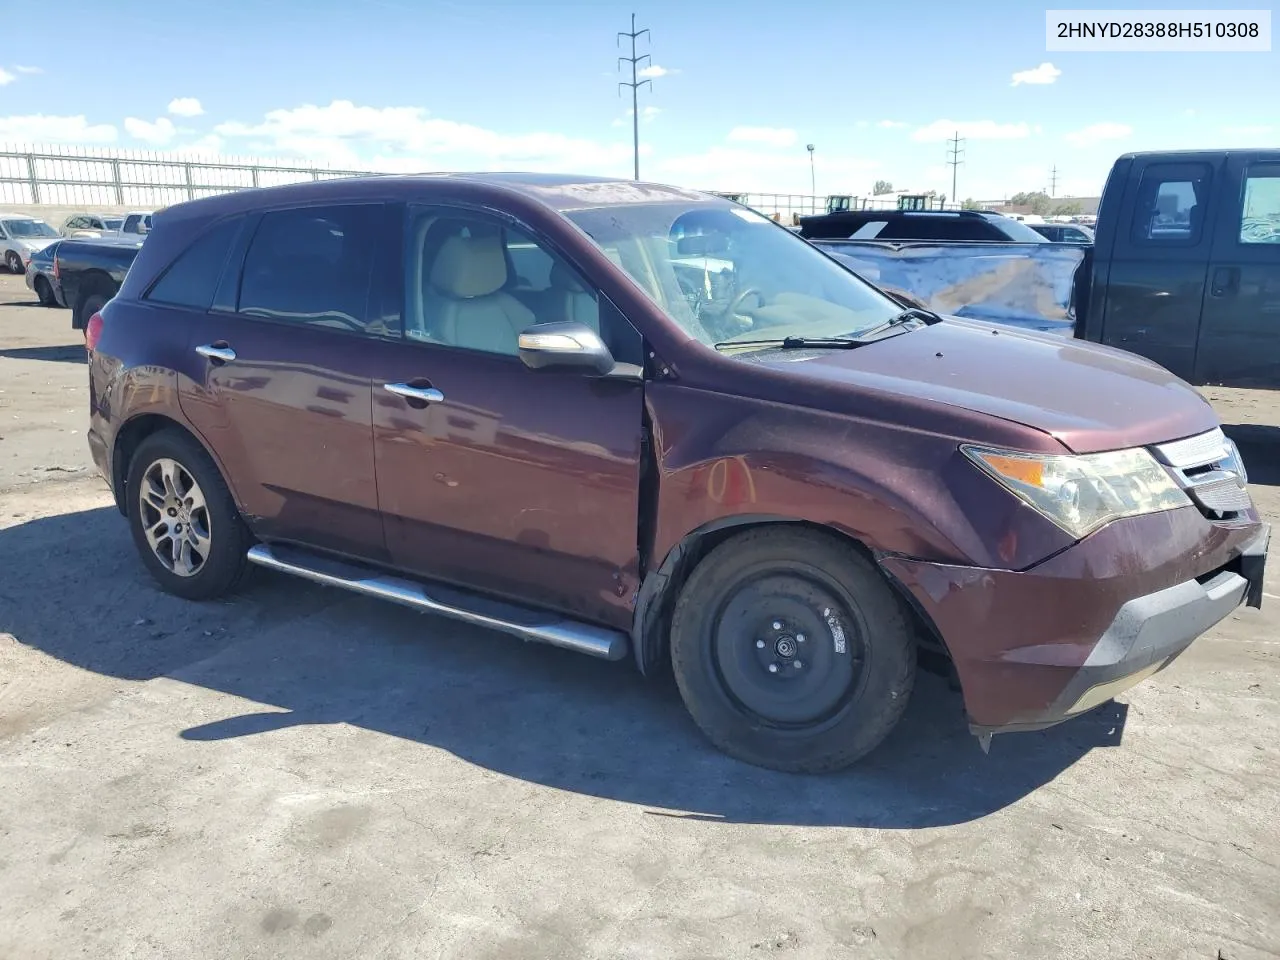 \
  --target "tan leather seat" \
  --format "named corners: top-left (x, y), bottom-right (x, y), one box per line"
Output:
top-left (426, 230), bottom-right (534, 354)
